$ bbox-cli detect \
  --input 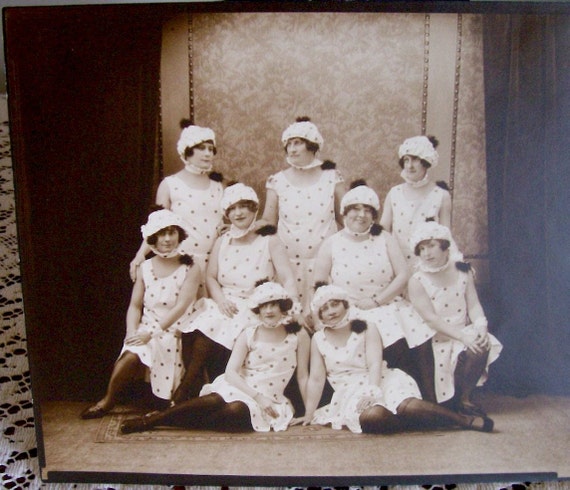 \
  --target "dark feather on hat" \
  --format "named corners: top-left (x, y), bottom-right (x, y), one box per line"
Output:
top-left (370, 223), bottom-right (383, 236)
top-left (209, 171), bottom-right (223, 182)
top-left (321, 160), bottom-right (336, 170)
top-left (285, 321), bottom-right (302, 334)
top-left (256, 224), bottom-right (277, 236)
top-left (254, 278), bottom-right (271, 288)
top-left (455, 261), bottom-right (472, 272)
top-left (427, 135), bottom-right (439, 148)
top-left (436, 180), bottom-right (450, 190)
top-left (179, 118), bottom-right (193, 129)
top-left (349, 179), bottom-right (368, 189)
top-left (296, 116), bottom-right (311, 122)
top-left (179, 254), bottom-right (194, 266)
top-left (350, 319), bottom-right (367, 333)
top-left (314, 281), bottom-right (329, 291)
